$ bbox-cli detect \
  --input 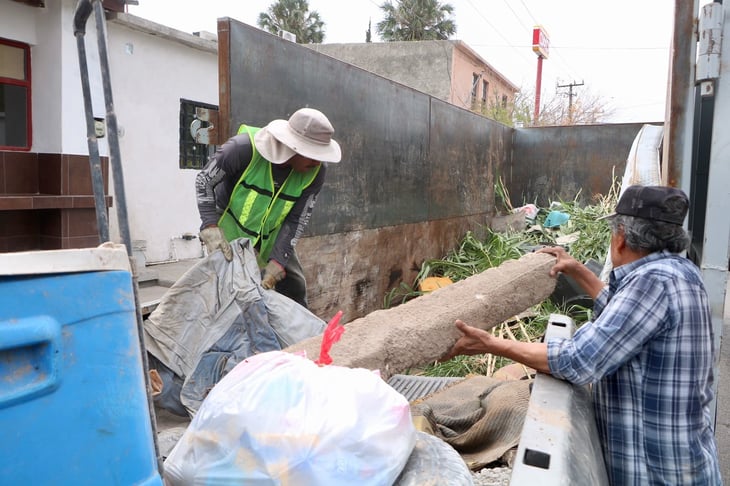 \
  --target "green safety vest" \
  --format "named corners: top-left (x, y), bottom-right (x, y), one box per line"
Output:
top-left (217, 125), bottom-right (320, 263)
